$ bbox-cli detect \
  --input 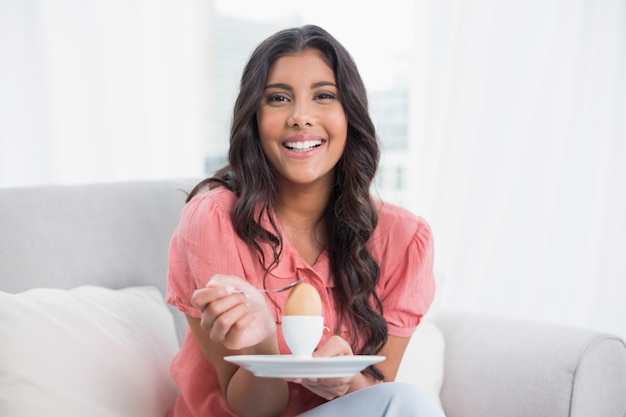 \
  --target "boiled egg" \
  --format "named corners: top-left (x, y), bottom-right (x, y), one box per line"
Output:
top-left (284, 282), bottom-right (322, 316)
